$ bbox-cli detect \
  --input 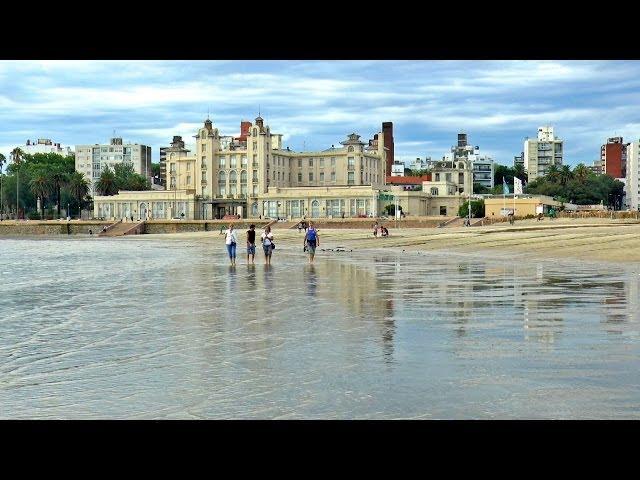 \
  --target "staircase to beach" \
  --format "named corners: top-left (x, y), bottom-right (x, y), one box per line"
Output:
top-left (99, 220), bottom-right (145, 237)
